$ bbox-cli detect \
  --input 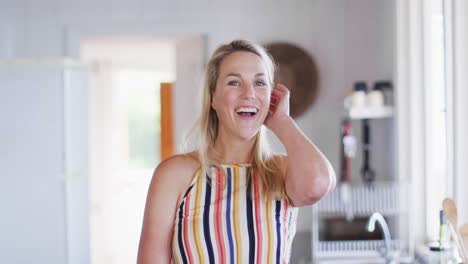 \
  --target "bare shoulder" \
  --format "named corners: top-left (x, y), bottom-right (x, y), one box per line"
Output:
top-left (152, 152), bottom-right (200, 188)
top-left (153, 153), bottom-right (200, 181)
top-left (156, 152), bottom-right (199, 175)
